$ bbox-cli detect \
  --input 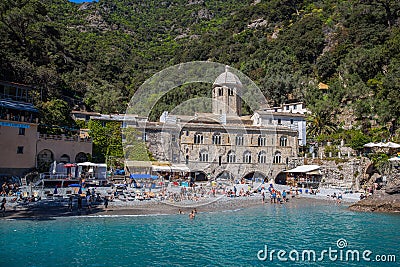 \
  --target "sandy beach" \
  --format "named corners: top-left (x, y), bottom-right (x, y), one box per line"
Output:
top-left (1, 190), bottom-right (359, 220)
top-left (1, 195), bottom-right (262, 219)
